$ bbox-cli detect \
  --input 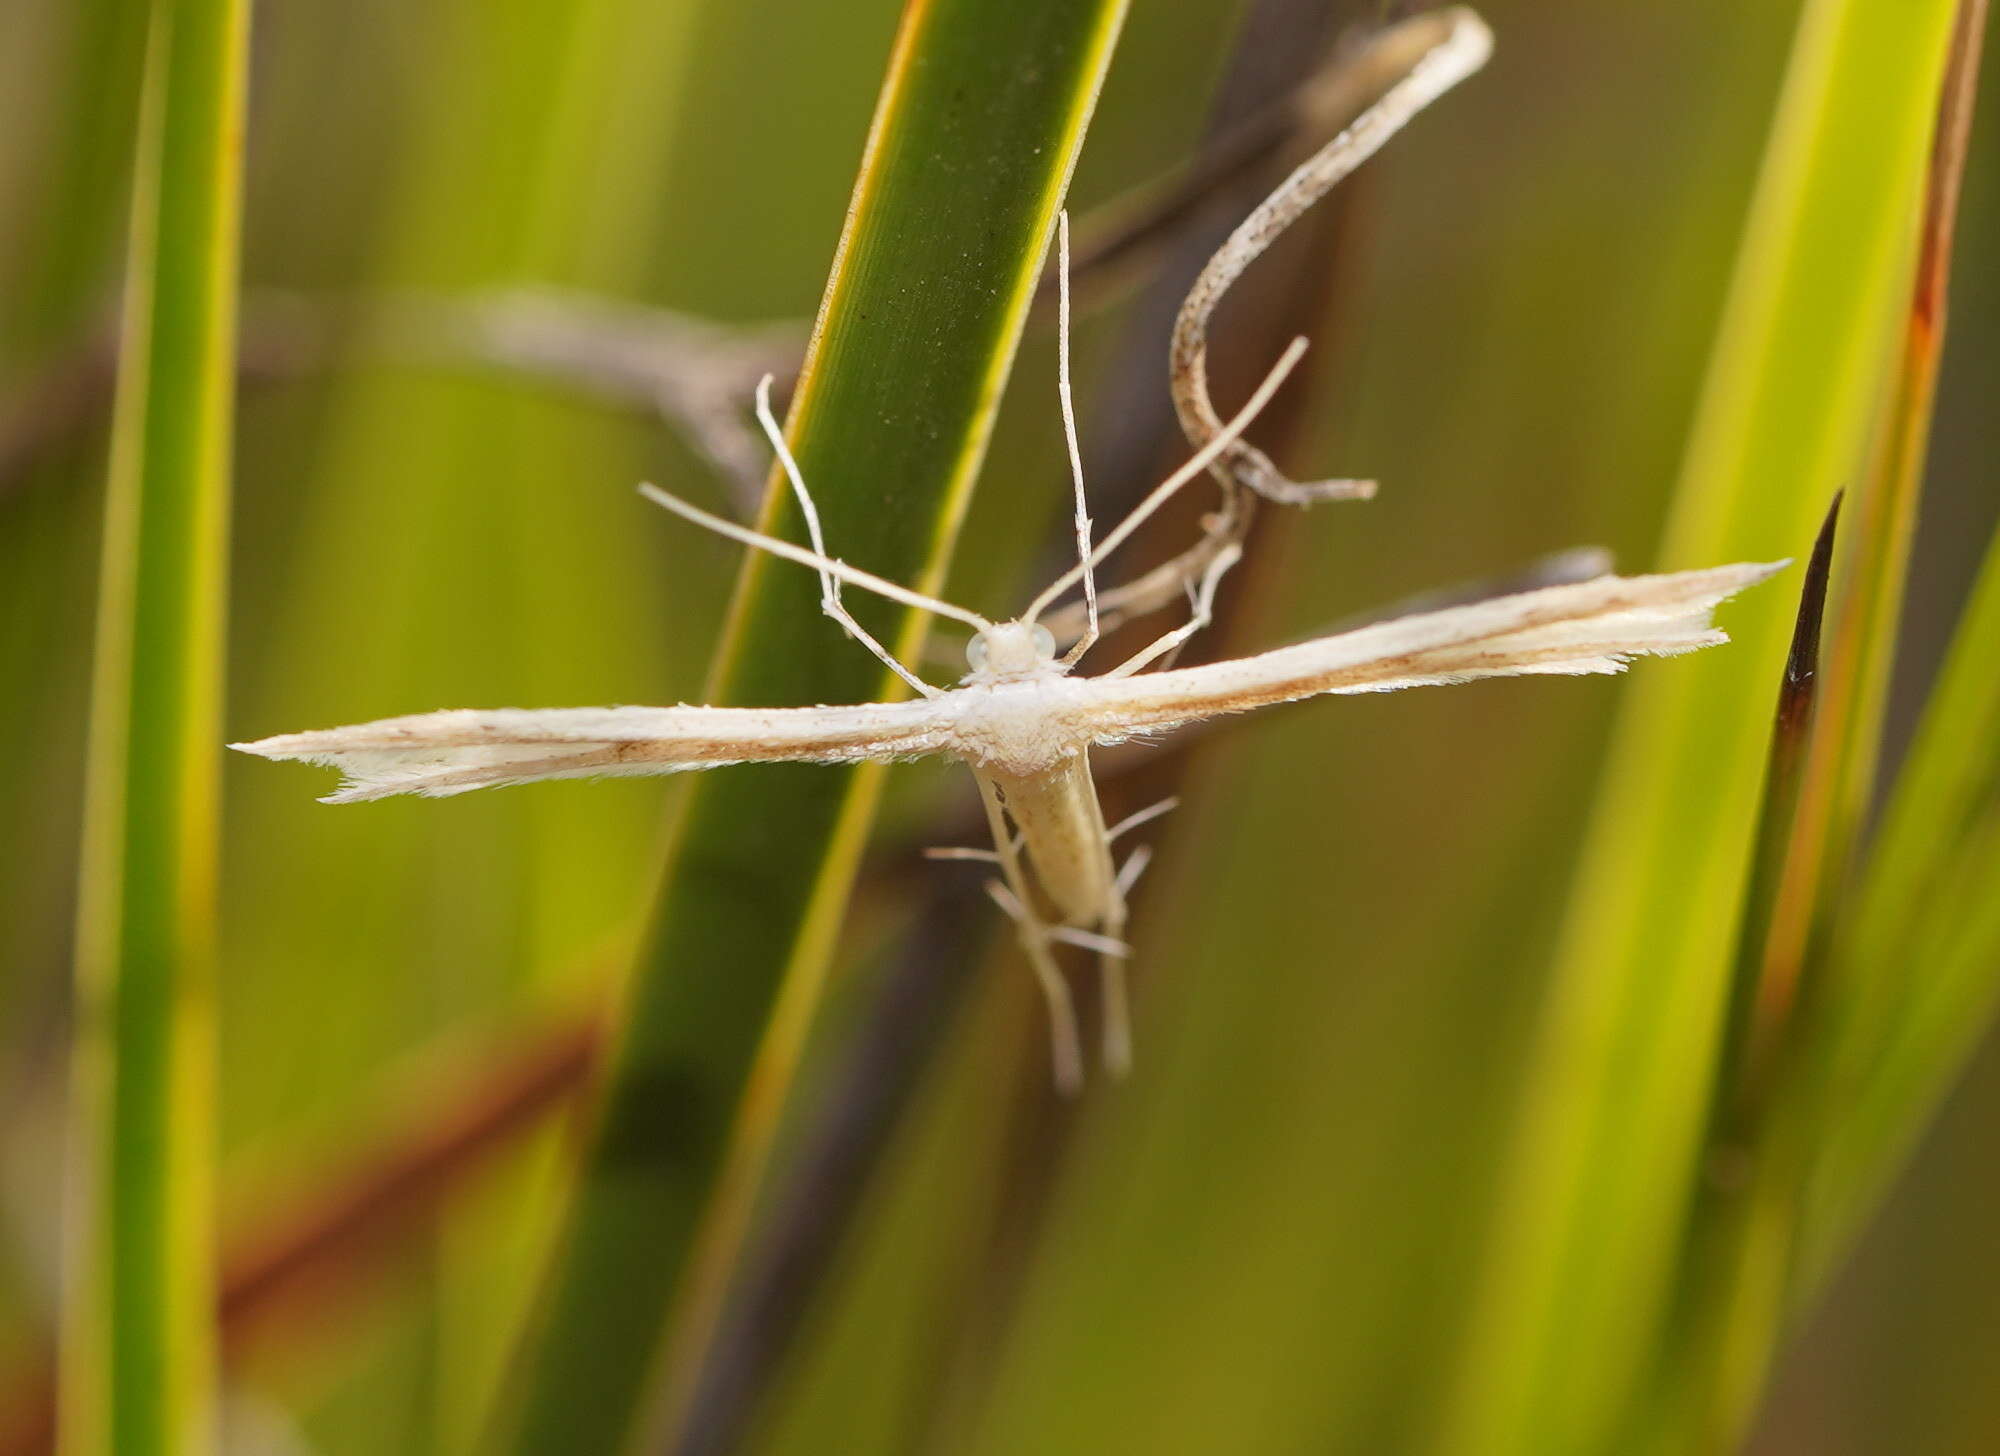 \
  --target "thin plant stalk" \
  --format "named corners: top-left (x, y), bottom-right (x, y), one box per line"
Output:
top-left (63, 0), bottom-right (252, 1453)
